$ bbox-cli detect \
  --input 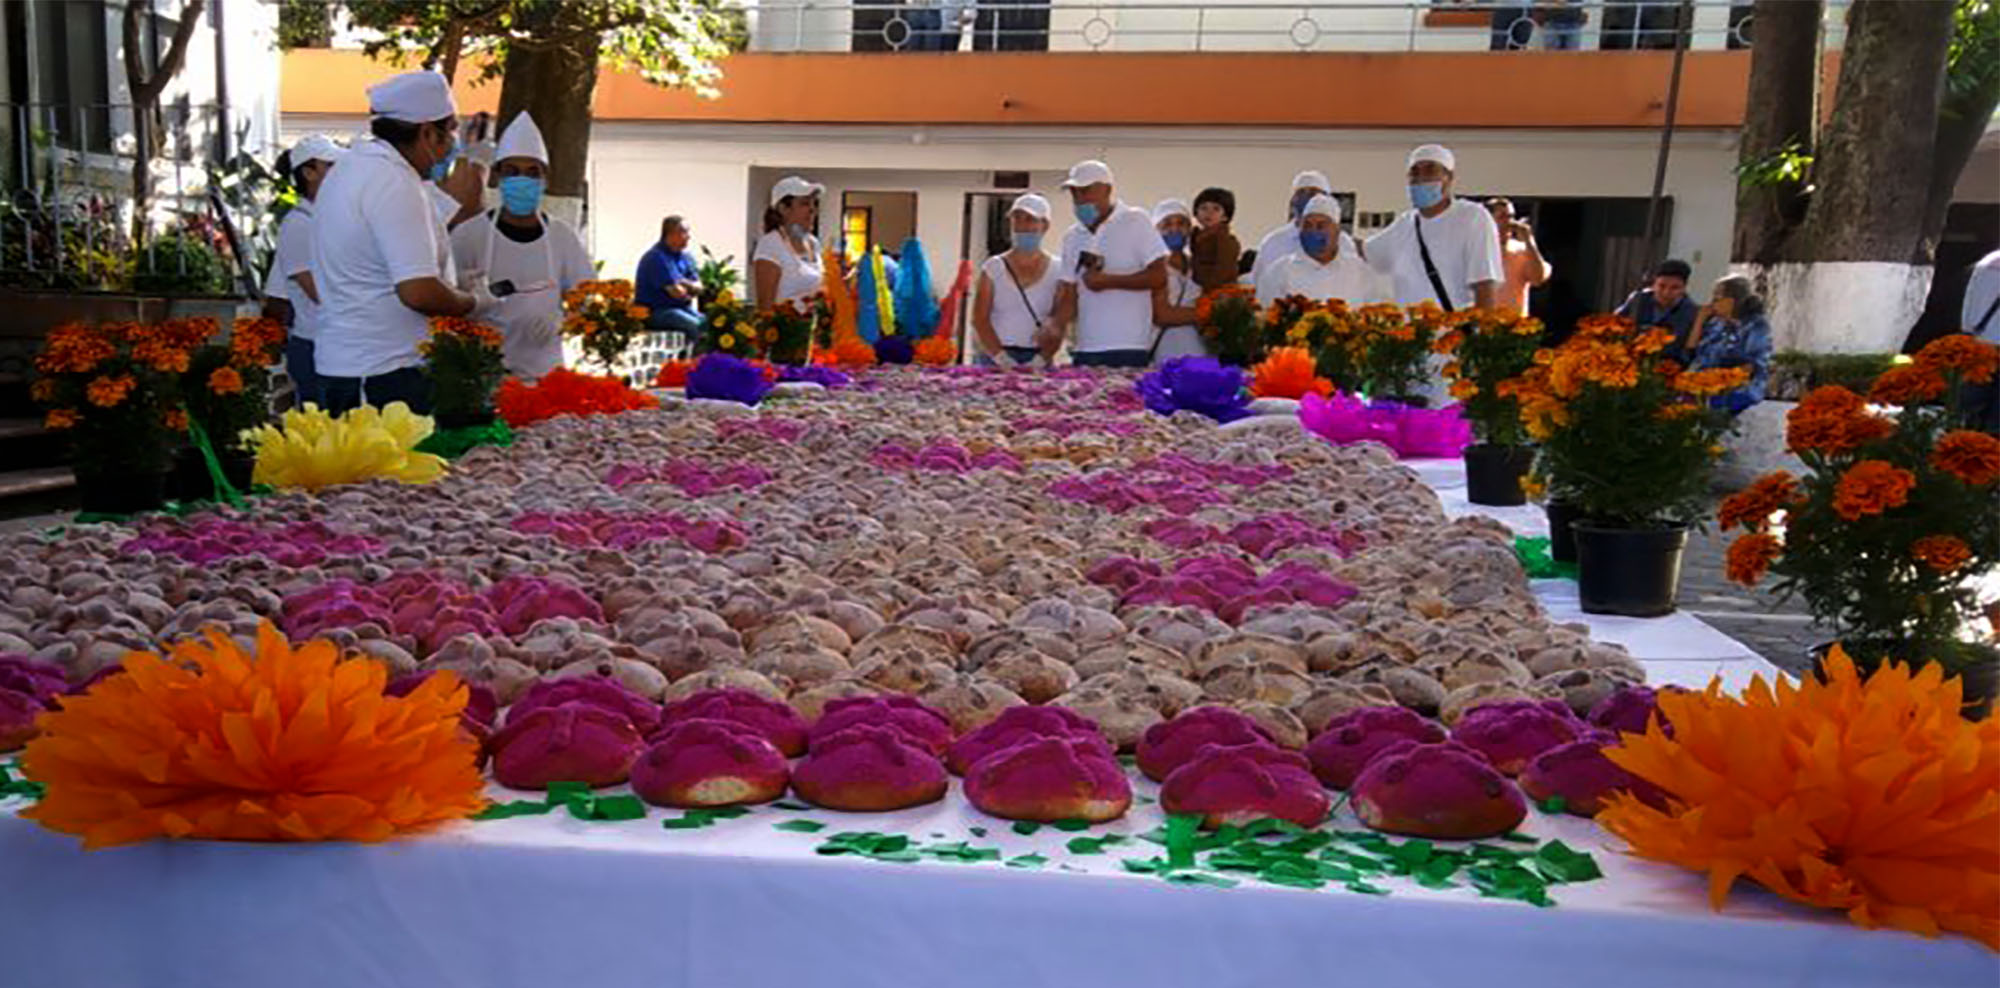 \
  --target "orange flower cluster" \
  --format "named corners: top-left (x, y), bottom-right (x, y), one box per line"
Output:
top-left (161, 408), bottom-right (188, 432)
top-left (1914, 333), bottom-right (1999, 385)
top-left (563, 279), bottom-right (636, 307)
top-left (825, 334), bottom-right (879, 369)
top-left (1600, 647), bottom-right (2000, 950)
top-left (653, 359), bottom-right (695, 388)
top-left (1249, 347), bottom-right (1333, 399)
top-left (1831, 459), bottom-right (1916, 521)
top-left (1724, 532), bottom-right (1781, 586)
top-left (207, 366), bottom-right (244, 396)
top-left (228, 316), bottom-right (287, 368)
top-left (85, 374), bottom-right (137, 408)
top-left (1718, 470), bottom-right (1800, 532)
top-left (1910, 534), bottom-right (1973, 574)
top-left (1785, 385), bottom-right (1896, 456)
top-left (19, 623), bottom-right (486, 849)
top-left (912, 335), bottom-right (958, 366)
top-left (1193, 283), bottom-right (1255, 327)
top-left (1932, 429), bottom-right (2000, 487)
top-left (43, 408), bottom-right (78, 430)
top-left (1547, 341), bottom-right (1639, 396)
top-left (425, 315), bottom-right (504, 350)
top-left (1866, 364), bottom-right (1947, 406)
top-left (1673, 366), bottom-right (1751, 398)
top-left (34, 323), bottom-right (118, 375)
top-left (495, 367), bottom-right (658, 428)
